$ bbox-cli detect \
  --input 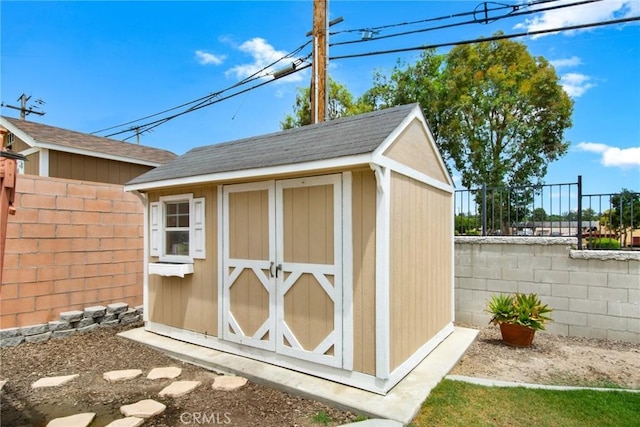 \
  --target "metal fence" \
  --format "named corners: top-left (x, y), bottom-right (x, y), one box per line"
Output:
top-left (454, 176), bottom-right (640, 250)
